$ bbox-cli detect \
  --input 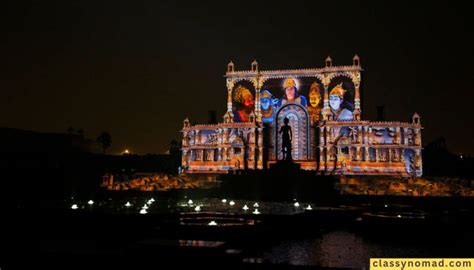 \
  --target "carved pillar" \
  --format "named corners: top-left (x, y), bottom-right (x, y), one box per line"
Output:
top-left (357, 126), bottom-right (362, 144)
top-left (322, 80), bottom-right (332, 120)
top-left (325, 145), bottom-right (331, 163)
top-left (226, 80), bottom-right (234, 113)
top-left (363, 126), bottom-right (369, 144)
top-left (403, 128), bottom-right (409, 145)
top-left (388, 148), bottom-right (392, 163)
top-left (415, 148), bottom-right (423, 177)
top-left (356, 146), bottom-right (361, 161)
top-left (328, 127), bottom-right (333, 143)
top-left (415, 128), bottom-right (421, 146)
top-left (395, 127), bottom-right (401, 144)
top-left (320, 126), bottom-right (326, 145)
top-left (182, 131), bottom-right (187, 147)
top-left (195, 130), bottom-right (201, 145)
top-left (181, 149), bottom-right (187, 168)
top-left (222, 147), bottom-right (227, 161)
top-left (216, 129), bottom-right (222, 144)
top-left (354, 80), bottom-right (361, 120)
top-left (368, 127), bottom-right (372, 144)
top-left (375, 148), bottom-right (379, 162)
top-left (223, 128), bottom-right (228, 144)
top-left (249, 146), bottom-right (254, 162)
top-left (364, 146), bottom-right (369, 162)
top-left (254, 76), bottom-right (263, 122)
